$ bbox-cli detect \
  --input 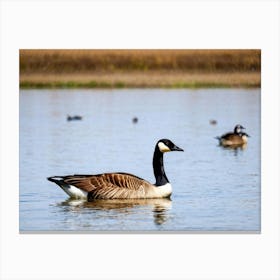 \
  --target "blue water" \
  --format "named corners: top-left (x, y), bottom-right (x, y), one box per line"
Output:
top-left (19, 88), bottom-right (260, 232)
